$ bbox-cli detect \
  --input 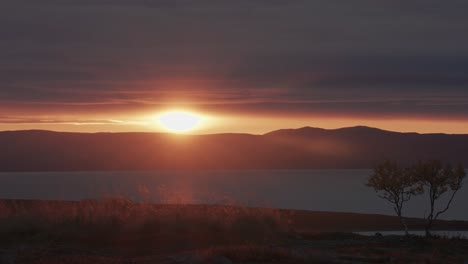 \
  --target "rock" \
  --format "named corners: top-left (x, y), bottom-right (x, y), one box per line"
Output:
top-left (375, 232), bottom-right (383, 238)
top-left (0, 250), bottom-right (16, 264)
top-left (210, 256), bottom-right (233, 264)
top-left (169, 253), bottom-right (204, 264)
top-left (338, 254), bottom-right (390, 263)
top-left (169, 253), bottom-right (233, 264)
